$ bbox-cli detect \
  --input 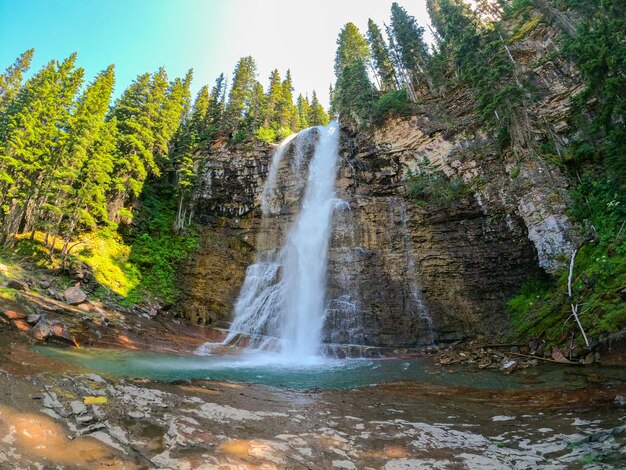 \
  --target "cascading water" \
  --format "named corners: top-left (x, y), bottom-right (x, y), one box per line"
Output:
top-left (202, 122), bottom-right (340, 361)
